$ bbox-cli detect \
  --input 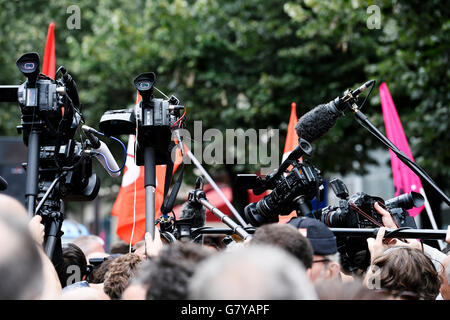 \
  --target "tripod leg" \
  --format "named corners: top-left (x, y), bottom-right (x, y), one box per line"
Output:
top-left (25, 129), bottom-right (40, 218)
top-left (44, 215), bottom-right (63, 261)
top-left (144, 146), bottom-right (156, 239)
